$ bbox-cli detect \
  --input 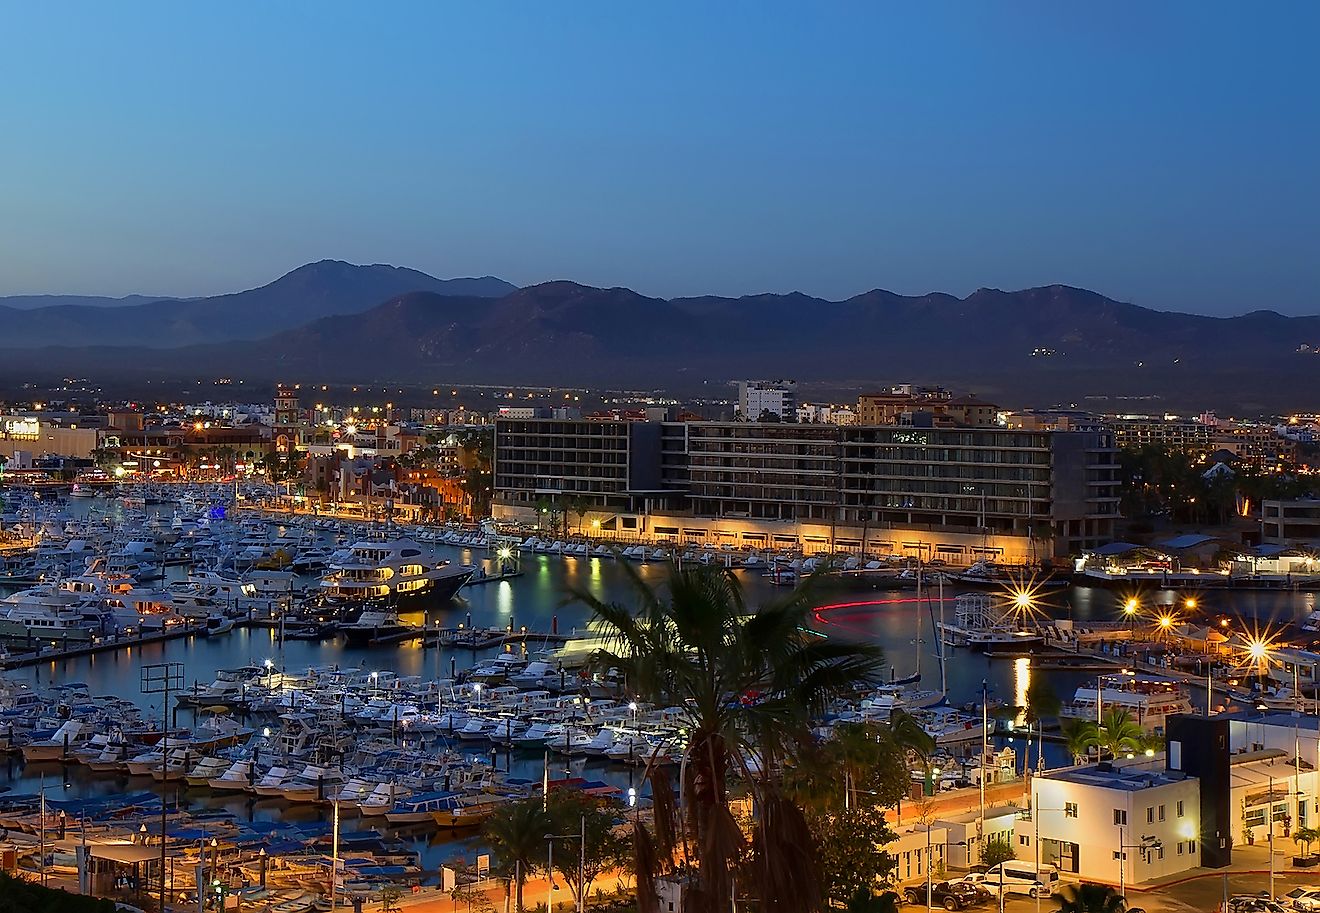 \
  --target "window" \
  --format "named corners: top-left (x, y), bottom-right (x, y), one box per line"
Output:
top-left (1146, 807), bottom-right (1154, 824)
top-left (1113, 851), bottom-right (1126, 860)
top-left (1020, 836), bottom-right (1030, 846)
top-left (1114, 809), bottom-right (1128, 826)
top-left (1169, 740), bottom-right (1182, 770)
top-left (1189, 840), bottom-right (1196, 853)
top-left (1159, 805), bottom-right (1166, 822)
top-left (1157, 846), bottom-right (1165, 860)
top-left (1177, 842), bottom-right (1184, 856)
top-left (1177, 800), bottom-right (1185, 818)
top-left (1065, 802), bottom-right (1078, 818)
